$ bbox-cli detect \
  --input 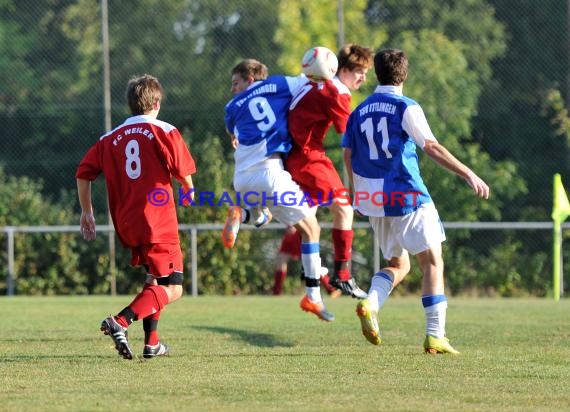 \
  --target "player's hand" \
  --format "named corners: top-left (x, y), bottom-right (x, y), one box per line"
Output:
top-left (231, 135), bottom-right (239, 150)
top-left (465, 170), bottom-right (490, 199)
top-left (80, 211), bottom-right (97, 241)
